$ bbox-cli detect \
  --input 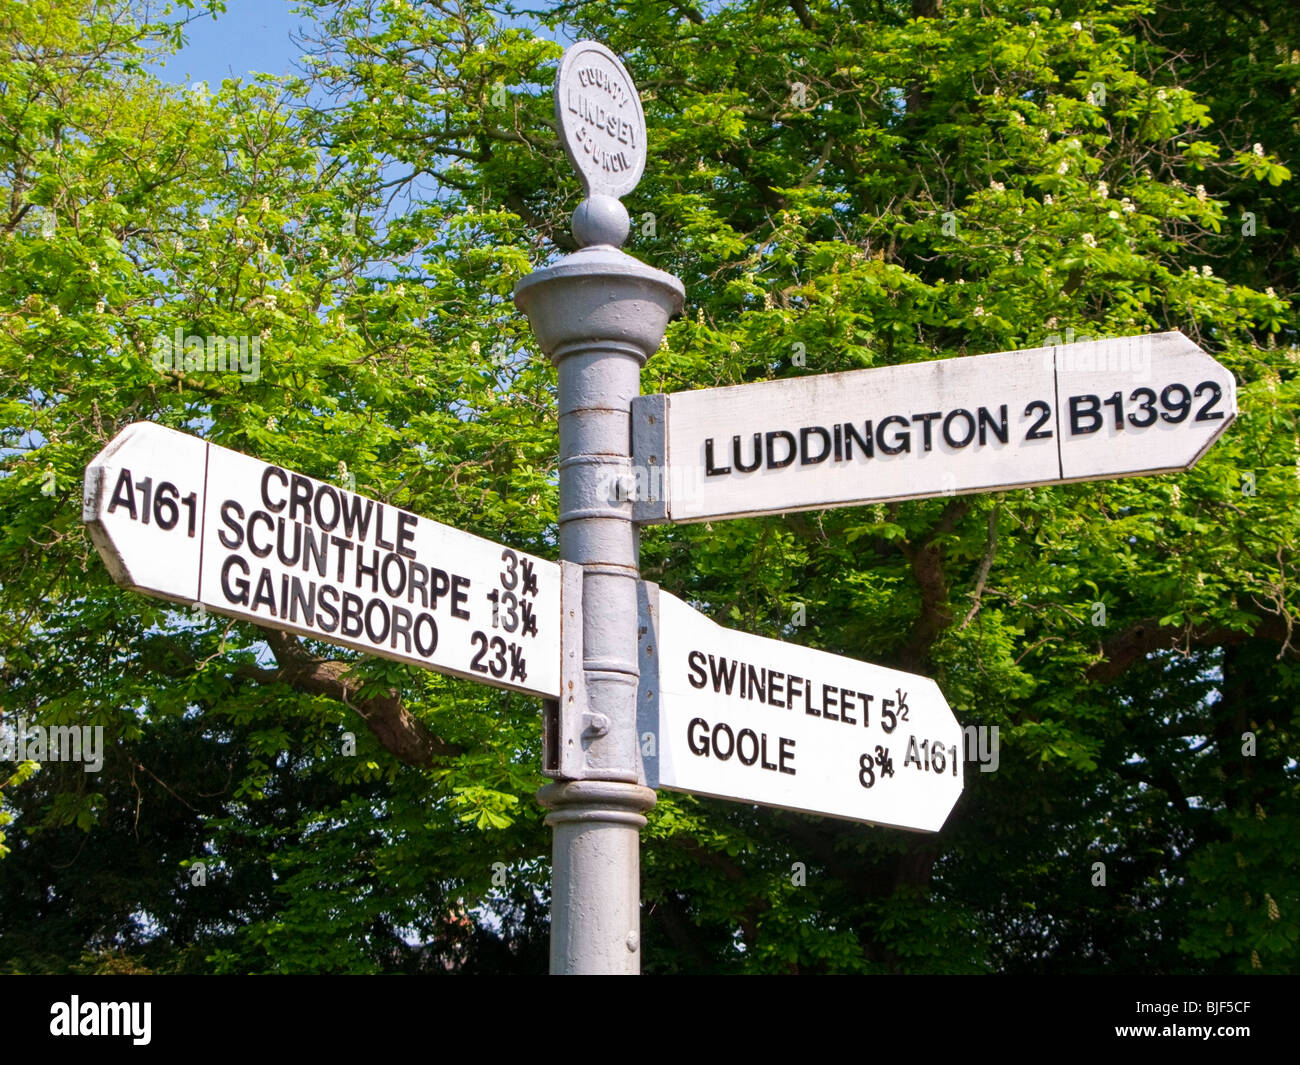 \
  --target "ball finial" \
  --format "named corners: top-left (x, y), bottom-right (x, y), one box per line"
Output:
top-left (572, 195), bottom-right (631, 248)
